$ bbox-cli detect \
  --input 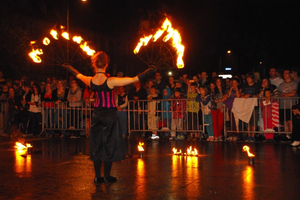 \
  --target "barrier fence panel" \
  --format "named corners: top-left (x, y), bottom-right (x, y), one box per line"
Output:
top-left (41, 101), bottom-right (93, 134)
top-left (128, 99), bottom-right (206, 138)
top-left (224, 97), bottom-right (300, 140)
